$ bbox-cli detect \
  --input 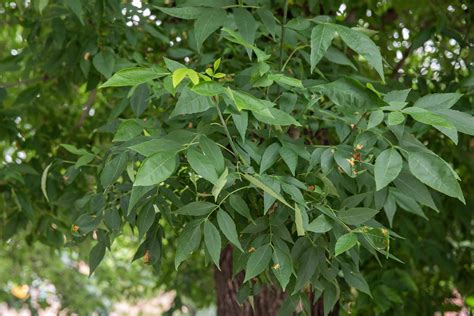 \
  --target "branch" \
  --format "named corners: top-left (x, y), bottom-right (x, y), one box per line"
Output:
top-left (391, 46), bottom-right (412, 80)
top-left (75, 89), bottom-right (97, 128)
